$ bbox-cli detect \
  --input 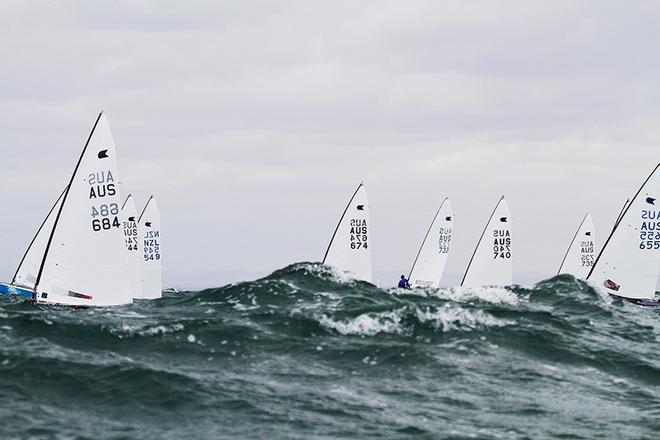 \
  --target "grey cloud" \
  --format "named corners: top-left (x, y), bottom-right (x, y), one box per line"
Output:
top-left (0, 1), bottom-right (658, 288)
